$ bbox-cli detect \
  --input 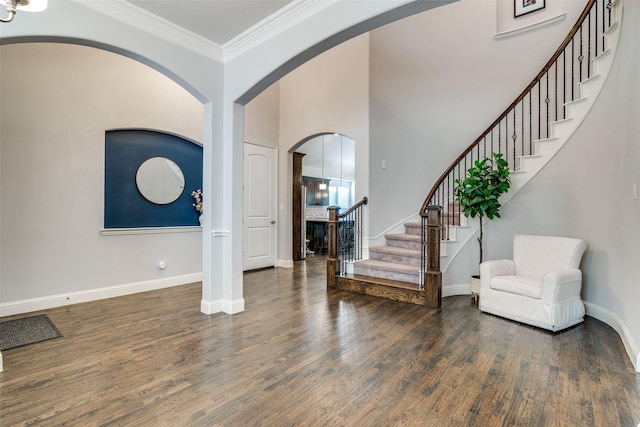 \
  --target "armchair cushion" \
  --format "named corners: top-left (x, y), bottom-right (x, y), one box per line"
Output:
top-left (479, 234), bottom-right (587, 332)
top-left (491, 275), bottom-right (542, 299)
